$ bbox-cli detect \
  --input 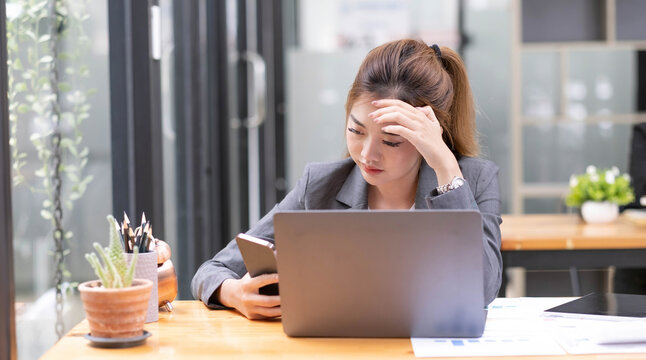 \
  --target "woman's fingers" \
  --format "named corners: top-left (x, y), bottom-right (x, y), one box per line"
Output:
top-left (417, 106), bottom-right (438, 122)
top-left (372, 111), bottom-right (417, 129)
top-left (253, 293), bottom-right (281, 307)
top-left (381, 124), bottom-right (417, 143)
top-left (369, 100), bottom-right (437, 131)
top-left (371, 98), bottom-right (417, 113)
top-left (241, 292), bottom-right (281, 307)
top-left (369, 105), bottom-right (419, 121)
top-left (248, 273), bottom-right (279, 289)
top-left (252, 305), bottom-right (282, 318)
